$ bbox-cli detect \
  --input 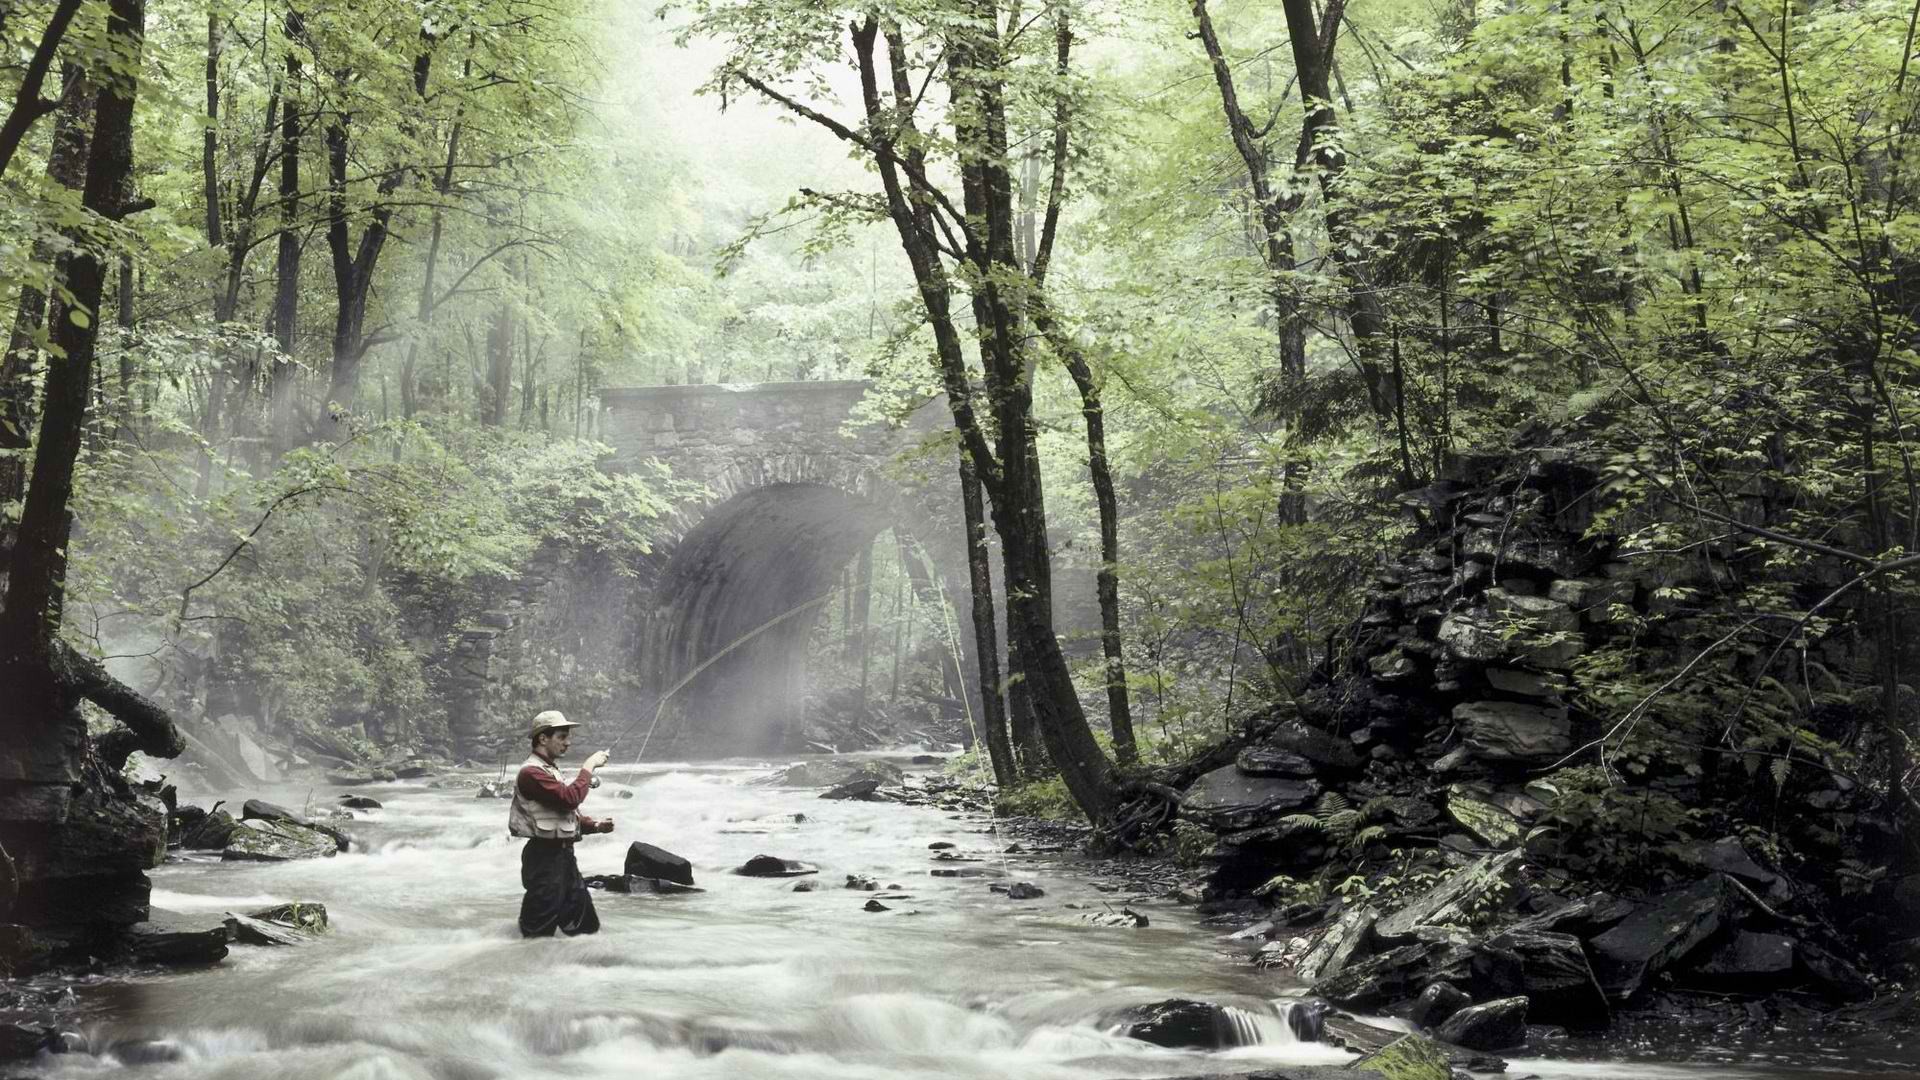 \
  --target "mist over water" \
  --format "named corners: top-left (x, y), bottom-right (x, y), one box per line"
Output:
top-left (13, 762), bottom-right (1911, 1080)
